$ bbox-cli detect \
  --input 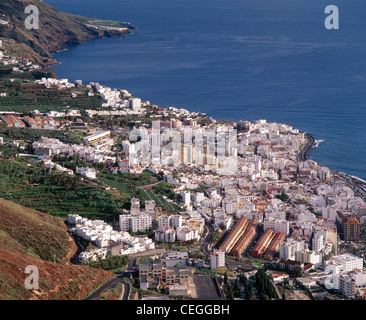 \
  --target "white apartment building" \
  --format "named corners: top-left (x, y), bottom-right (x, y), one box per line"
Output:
top-left (129, 98), bottom-right (141, 111)
top-left (295, 250), bottom-right (322, 268)
top-left (312, 234), bottom-right (324, 253)
top-left (155, 228), bottom-right (176, 243)
top-left (170, 215), bottom-right (183, 228)
top-left (176, 226), bottom-right (199, 242)
top-left (324, 254), bottom-right (364, 272)
top-left (210, 249), bottom-right (225, 270)
top-left (75, 166), bottom-right (97, 179)
top-left (158, 214), bottom-right (183, 230)
top-left (158, 215), bottom-right (171, 229)
top-left (181, 191), bottom-right (191, 206)
top-left (119, 214), bottom-right (152, 233)
top-left (225, 201), bottom-right (237, 215)
top-left (263, 217), bottom-right (289, 236)
top-left (322, 206), bottom-right (337, 221)
top-left (192, 192), bottom-right (205, 203)
top-left (280, 239), bottom-right (302, 261)
top-left (338, 269), bottom-right (366, 297)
